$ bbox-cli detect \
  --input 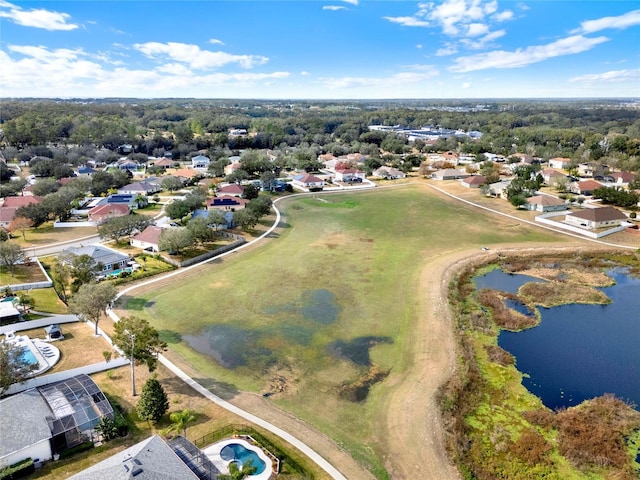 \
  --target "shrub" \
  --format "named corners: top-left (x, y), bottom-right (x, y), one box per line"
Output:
top-left (555, 395), bottom-right (640, 470)
top-left (0, 458), bottom-right (35, 480)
